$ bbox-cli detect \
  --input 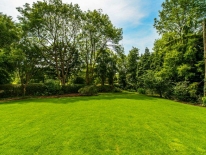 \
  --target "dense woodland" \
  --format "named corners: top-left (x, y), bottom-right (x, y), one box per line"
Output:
top-left (0, 0), bottom-right (206, 103)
